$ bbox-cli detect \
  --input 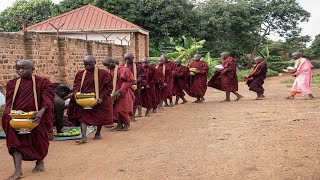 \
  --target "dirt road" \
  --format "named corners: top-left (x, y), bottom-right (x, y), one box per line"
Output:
top-left (1, 73), bottom-right (320, 180)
